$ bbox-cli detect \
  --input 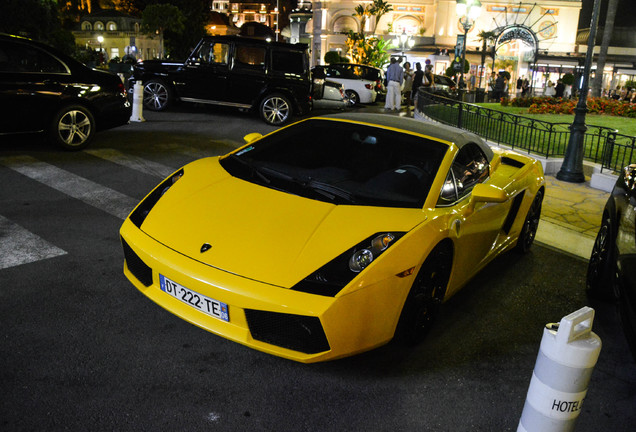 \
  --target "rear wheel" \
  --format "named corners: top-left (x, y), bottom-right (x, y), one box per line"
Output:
top-left (586, 213), bottom-right (617, 300)
top-left (345, 90), bottom-right (359, 105)
top-left (516, 190), bottom-right (543, 253)
top-left (143, 80), bottom-right (171, 111)
top-left (49, 105), bottom-right (95, 151)
top-left (259, 93), bottom-right (292, 126)
top-left (397, 243), bottom-right (452, 344)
